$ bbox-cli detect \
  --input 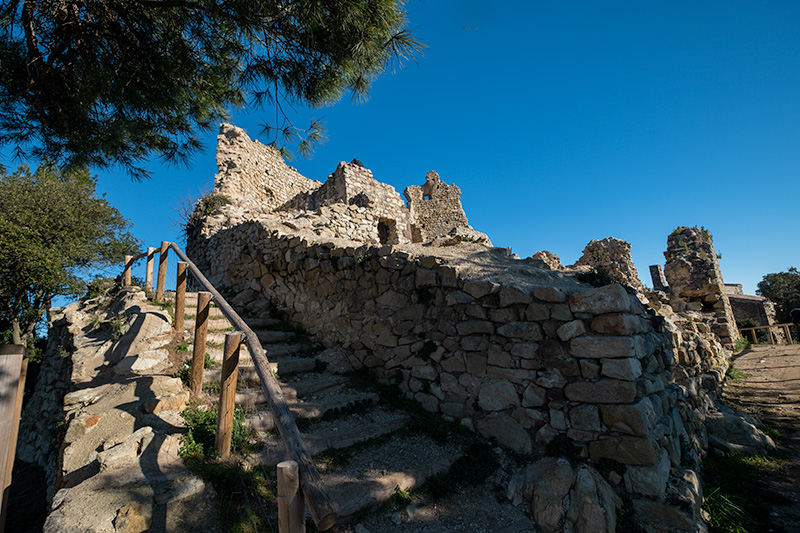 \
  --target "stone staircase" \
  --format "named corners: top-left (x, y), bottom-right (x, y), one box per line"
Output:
top-left (178, 291), bottom-right (466, 520)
